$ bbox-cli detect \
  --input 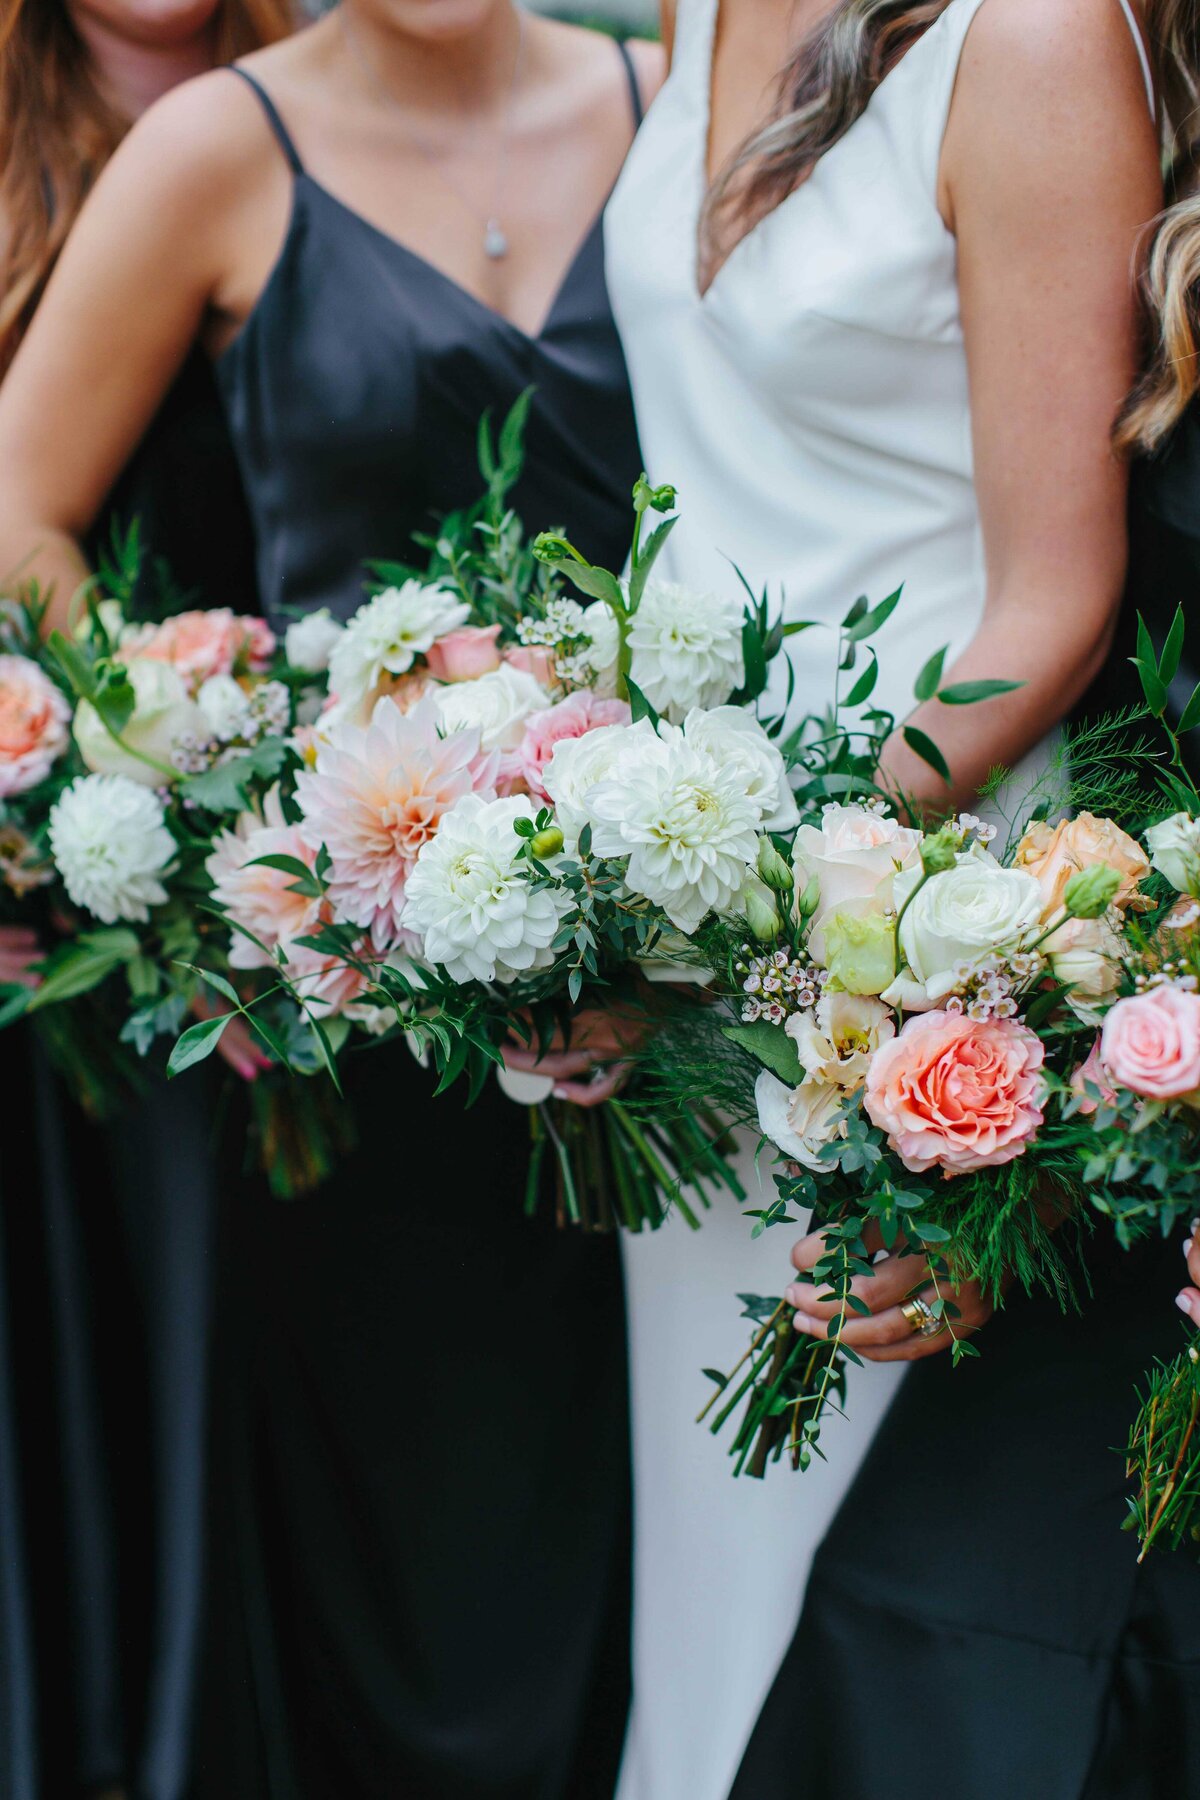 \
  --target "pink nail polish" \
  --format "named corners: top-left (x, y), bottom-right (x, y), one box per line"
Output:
top-left (1176, 1293), bottom-right (1195, 1318)
top-left (1186, 1240), bottom-right (1194, 1258)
